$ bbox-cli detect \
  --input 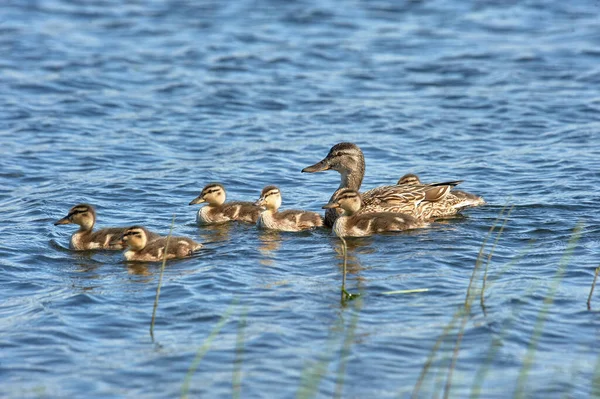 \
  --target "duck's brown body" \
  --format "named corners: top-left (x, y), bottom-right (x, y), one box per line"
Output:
top-left (397, 173), bottom-right (486, 214)
top-left (190, 183), bottom-right (261, 225)
top-left (323, 189), bottom-right (428, 237)
top-left (118, 226), bottom-right (202, 262)
top-left (302, 143), bottom-right (484, 226)
top-left (255, 186), bottom-right (323, 232)
top-left (54, 204), bottom-right (127, 250)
